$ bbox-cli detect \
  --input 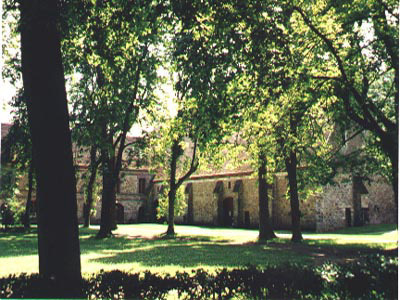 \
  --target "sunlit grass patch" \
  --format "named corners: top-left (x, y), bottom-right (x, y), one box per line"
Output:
top-left (0, 223), bottom-right (397, 278)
